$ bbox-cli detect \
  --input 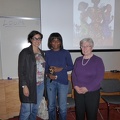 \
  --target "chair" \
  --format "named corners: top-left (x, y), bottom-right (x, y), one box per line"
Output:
top-left (100, 79), bottom-right (120, 120)
top-left (56, 80), bottom-right (75, 120)
top-left (67, 80), bottom-right (75, 109)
